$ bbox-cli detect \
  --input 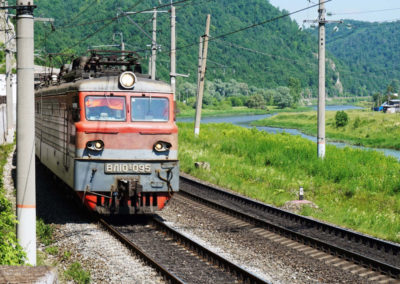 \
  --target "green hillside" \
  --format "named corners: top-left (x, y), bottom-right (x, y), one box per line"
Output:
top-left (27, 0), bottom-right (341, 97)
top-left (324, 20), bottom-right (400, 96)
